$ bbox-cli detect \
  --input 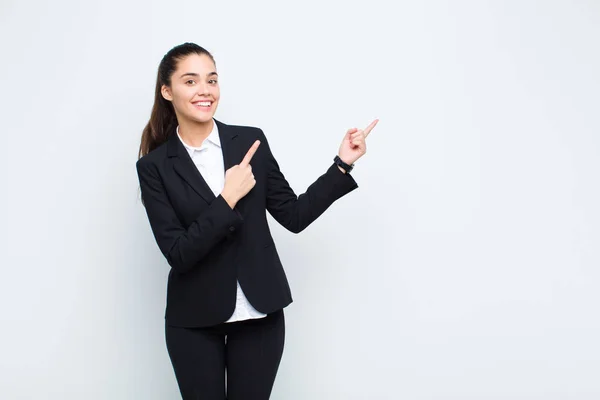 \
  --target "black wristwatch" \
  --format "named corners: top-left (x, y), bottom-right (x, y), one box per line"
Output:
top-left (334, 155), bottom-right (354, 173)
